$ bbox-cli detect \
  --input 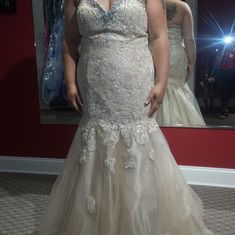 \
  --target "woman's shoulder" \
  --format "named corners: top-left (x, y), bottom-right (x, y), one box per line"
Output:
top-left (166, 0), bottom-right (192, 20)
